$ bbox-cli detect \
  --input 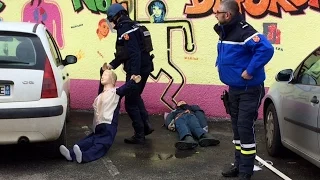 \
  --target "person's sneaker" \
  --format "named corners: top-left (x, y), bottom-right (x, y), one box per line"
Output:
top-left (175, 135), bottom-right (198, 150)
top-left (124, 136), bottom-right (145, 144)
top-left (198, 133), bottom-right (220, 147)
top-left (221, 164), bottom-right (239, 177)
top-left (239, 173), bottom-right (251, 180)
